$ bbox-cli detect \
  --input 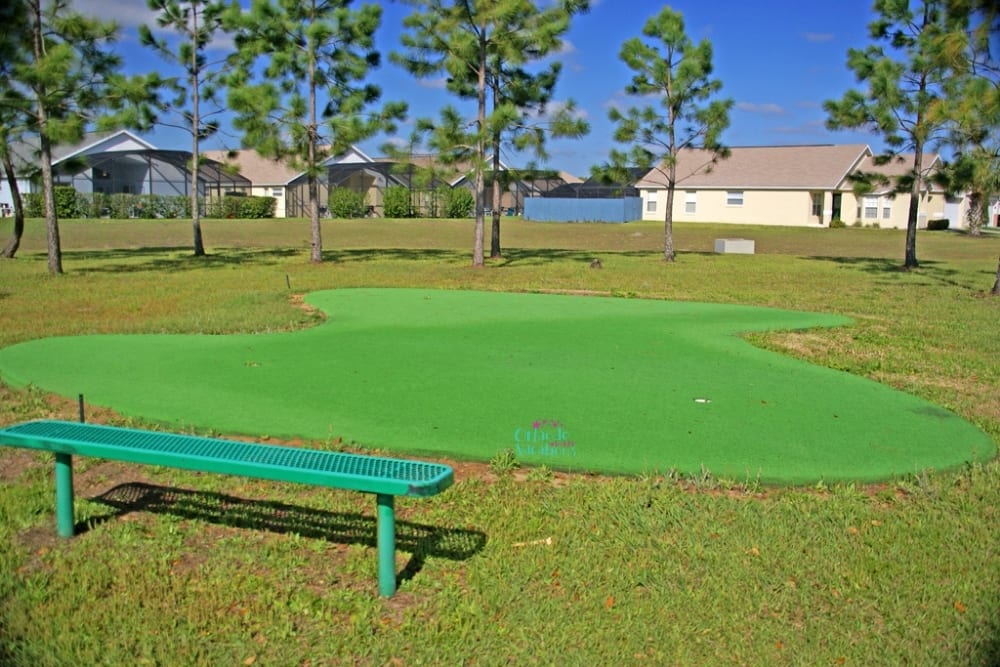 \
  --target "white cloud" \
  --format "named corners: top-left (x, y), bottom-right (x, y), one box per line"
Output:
top-left (804, 32), bottom-right (835, 43)
top-left (773, 119), bottom-right (828, 135)
top-left (736, 102), bottom-right (785, 115)
top-left (417, 78), bottom-right (450, 90)
top-left (71, 0), bottom-right (235, 52)
top-left (556, 39), bottom-right (578, 56)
